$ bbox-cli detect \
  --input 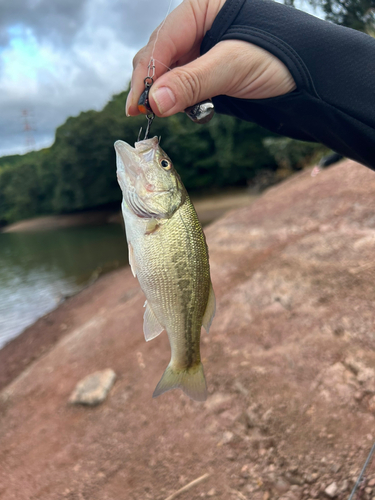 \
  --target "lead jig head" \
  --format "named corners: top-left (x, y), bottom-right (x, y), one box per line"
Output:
top-left (137, 77), bottom-right (155, 141)
top-left (137, 77), bottom-right (154, 115)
